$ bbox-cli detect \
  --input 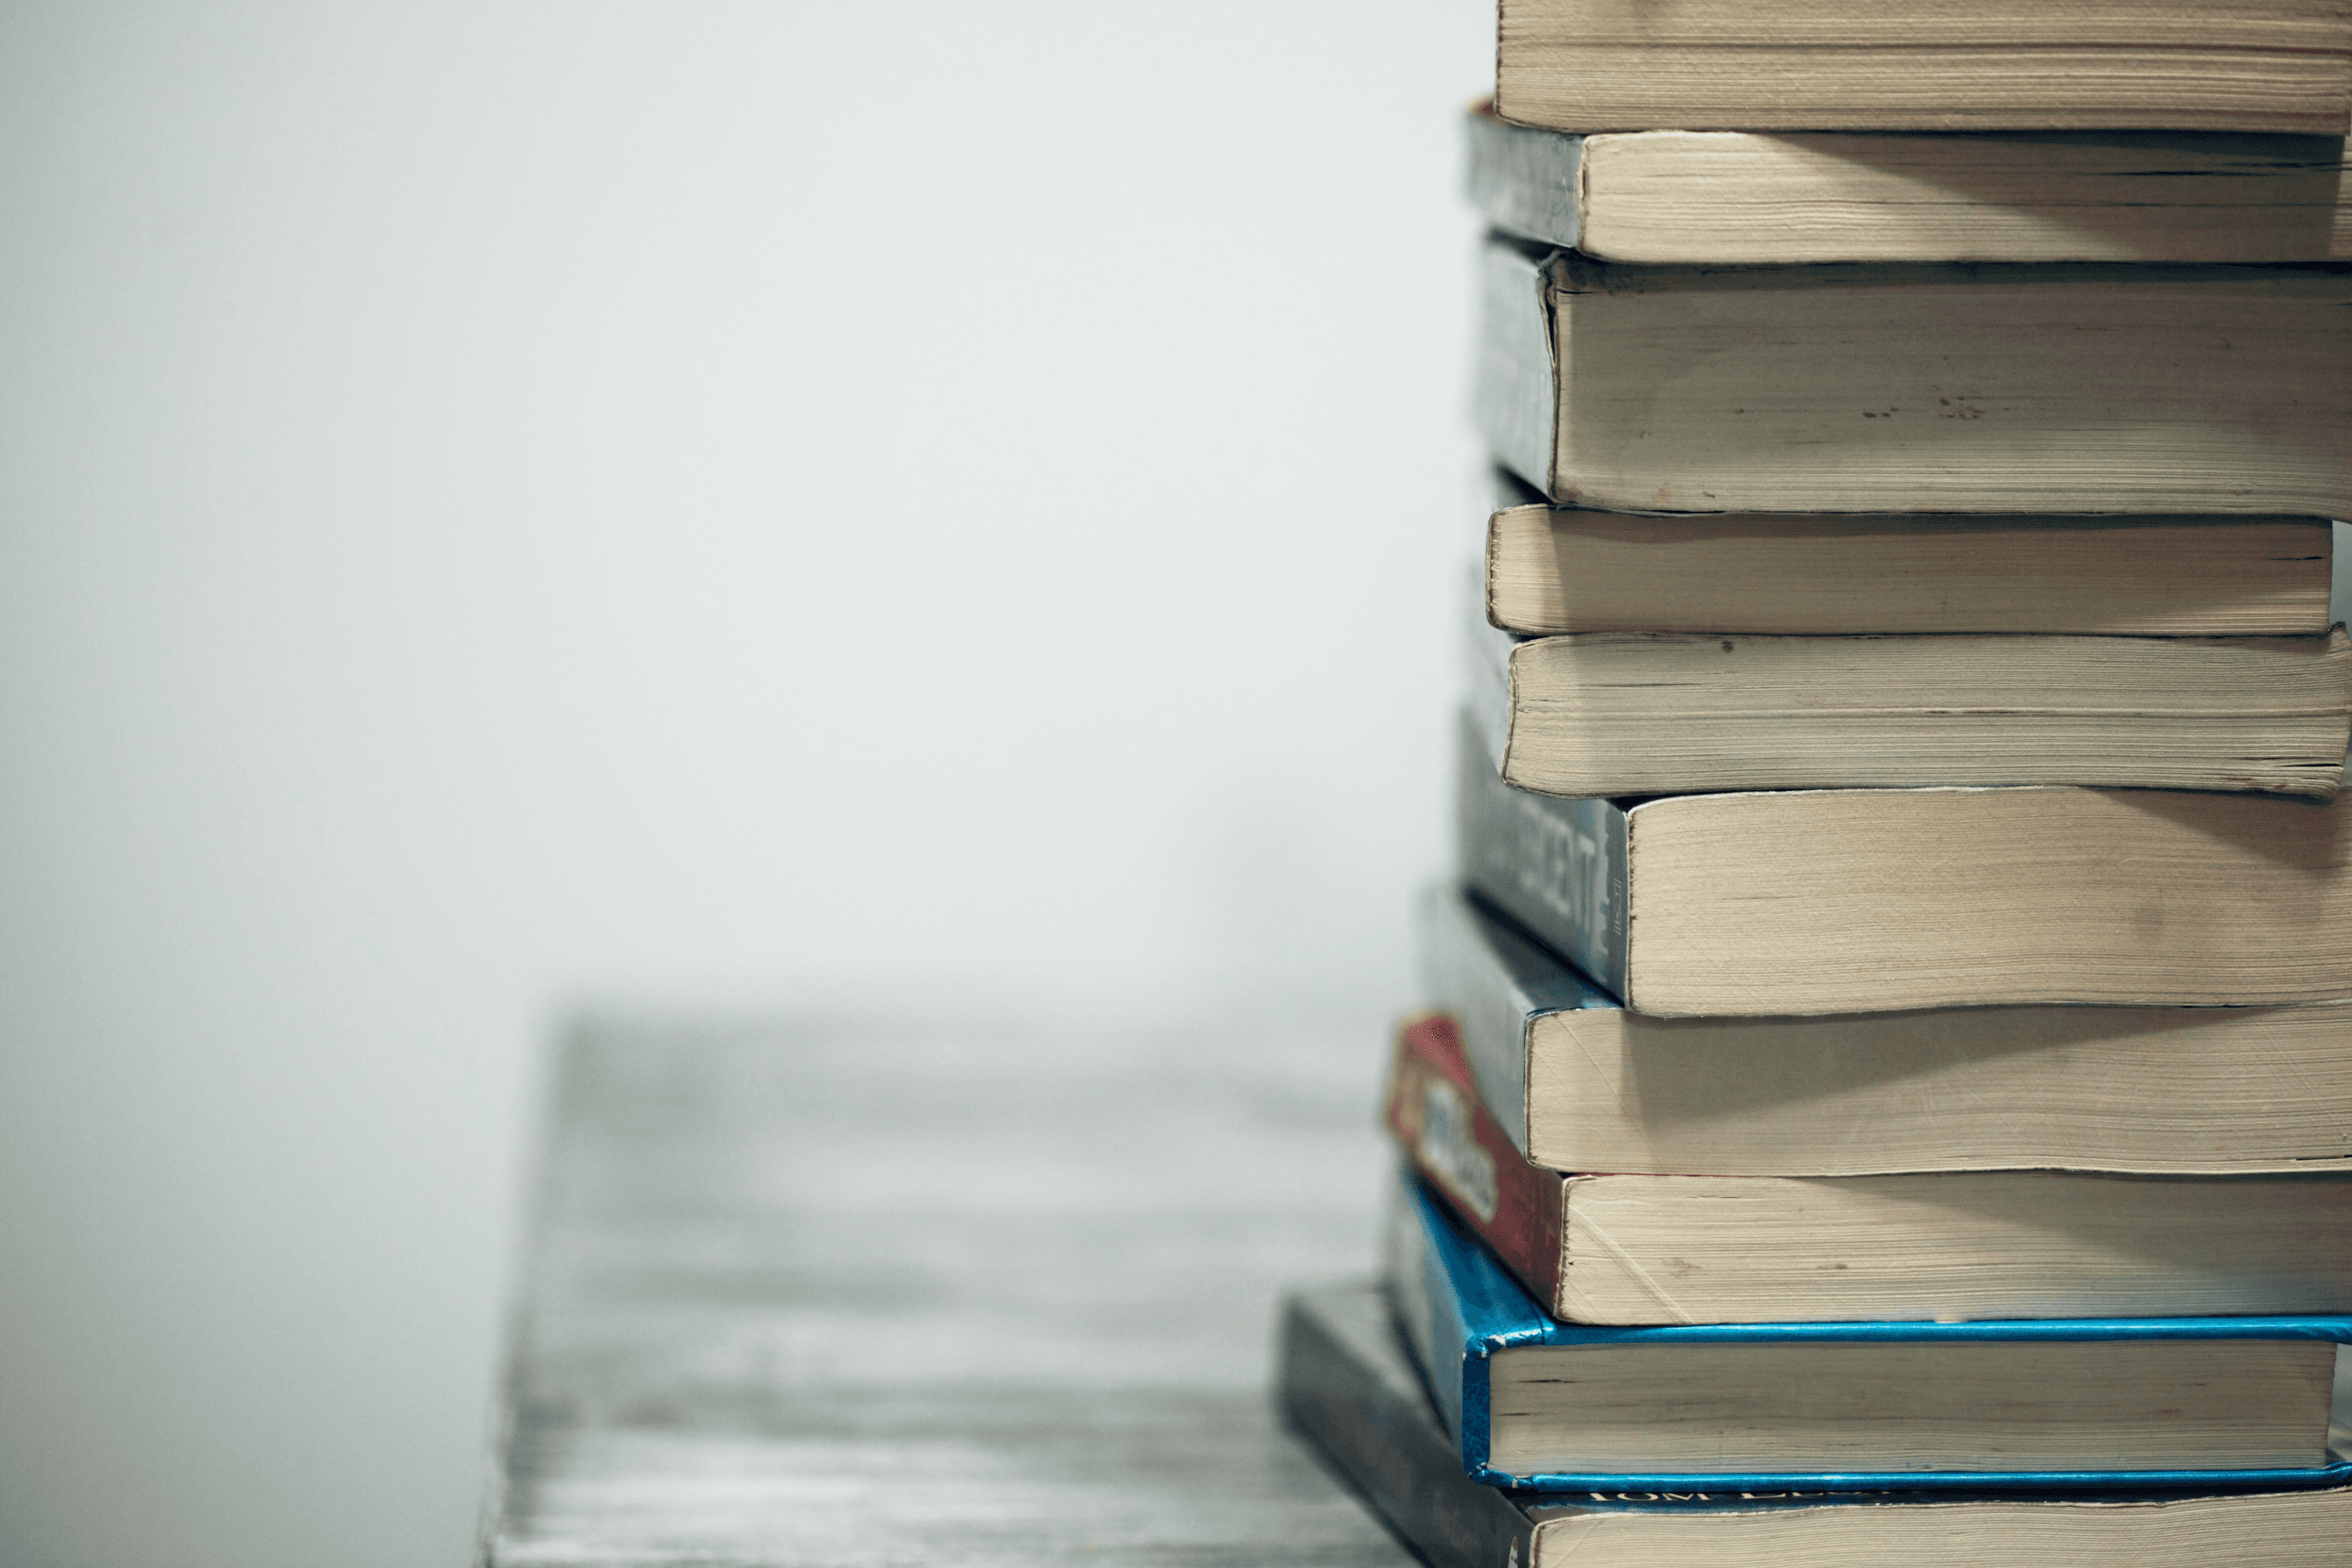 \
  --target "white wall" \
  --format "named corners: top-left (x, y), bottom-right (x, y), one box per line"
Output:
top-left (0, 5), bottom-right (1487, 1564)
